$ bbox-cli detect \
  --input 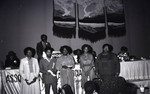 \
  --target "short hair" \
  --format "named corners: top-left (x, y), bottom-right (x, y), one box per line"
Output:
top-left (24, 47), bottom-right (36, 57)
top-left (121, 46), bottom-right (128, 52)
top-left (6, 51), bottom-right (17, 58)
top-left (41, 34), bottom-right (47, 40)
top-left (81, 44), bottom-right (93, 53)
top-left (84, 81), bottom-right (96, 94)
top-left (60, 45), bottom-right (72, 54)
top-left (102, 43), bottom-right (113, 52)
top-left (44, 47), bottom-right (54, 53)
top-left (73, 49), bottom-right (82, 55)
